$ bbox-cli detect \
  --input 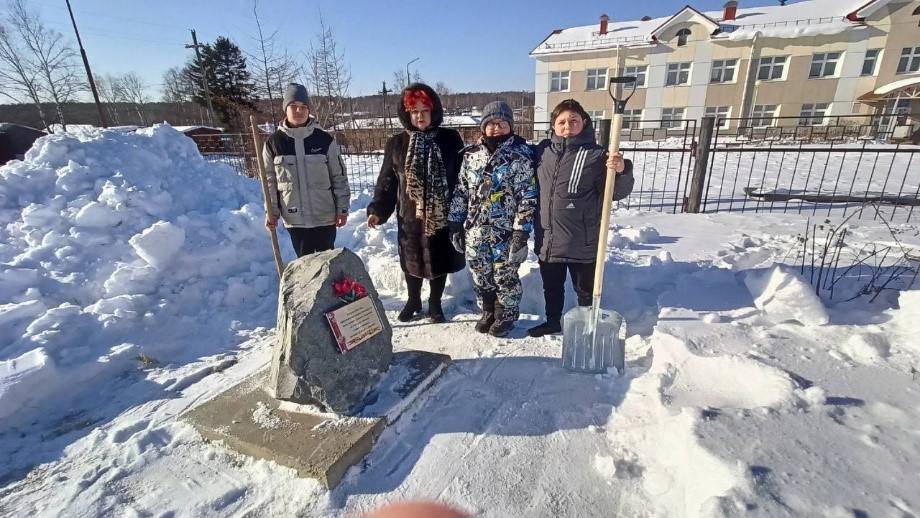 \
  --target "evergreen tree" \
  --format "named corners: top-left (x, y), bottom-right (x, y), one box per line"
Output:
top-left (183, 36), bottom-right (255, 128)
